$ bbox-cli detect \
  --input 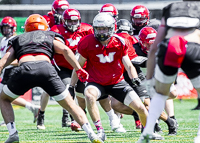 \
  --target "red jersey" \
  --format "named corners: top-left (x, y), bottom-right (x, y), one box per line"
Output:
top-left (78, 34), bottom-right (130, 86)
top-left (43, 11), bottom-right (56, 28)
top-left (50, 23), bottom-right (93, 70)
top-left (117, 32), bottom-right (138, 60)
